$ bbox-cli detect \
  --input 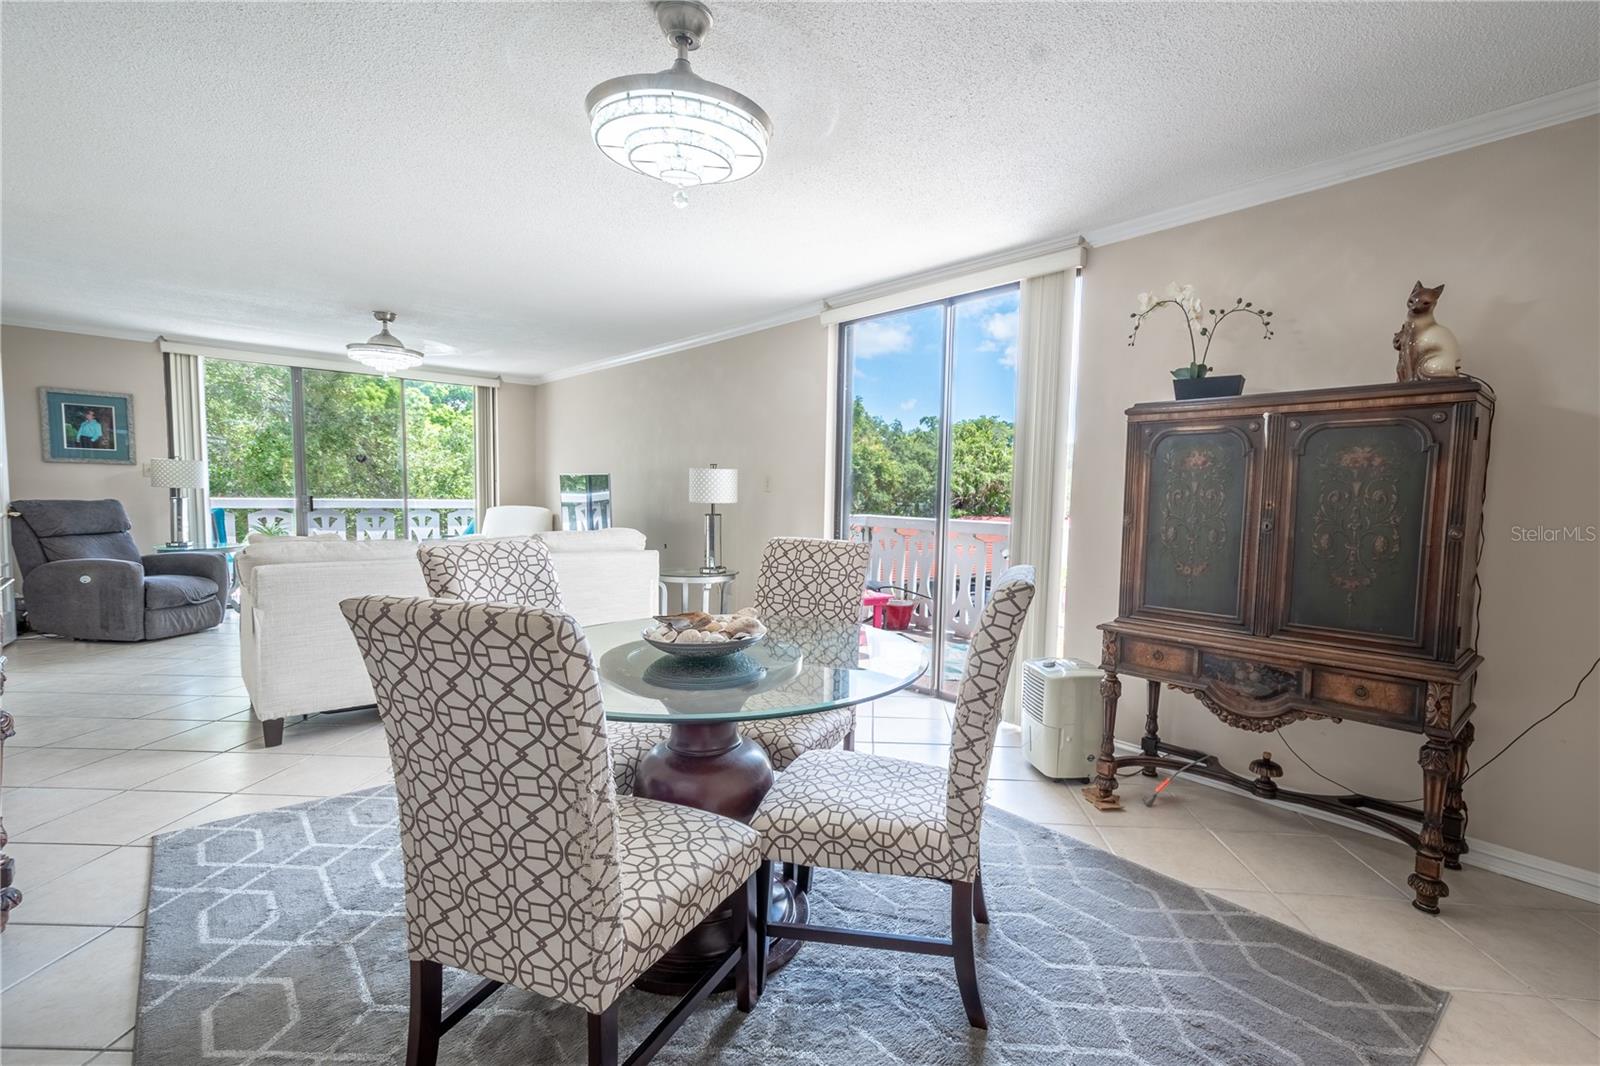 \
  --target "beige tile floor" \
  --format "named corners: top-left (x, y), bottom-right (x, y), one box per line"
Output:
top-left (1, 618), bottom-right (1596, 1064)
